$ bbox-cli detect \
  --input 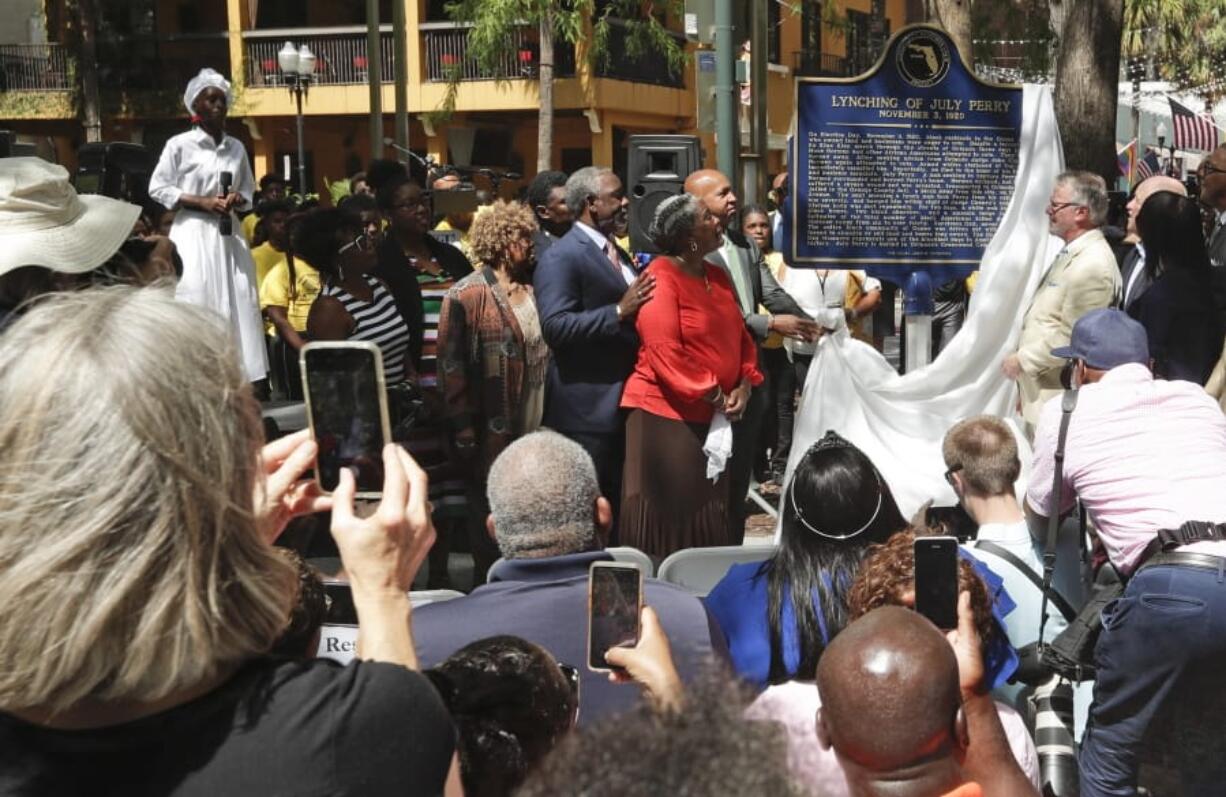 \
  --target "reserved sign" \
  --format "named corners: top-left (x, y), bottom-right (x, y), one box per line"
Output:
top-left (316, 624), bottom-right (359, 663)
